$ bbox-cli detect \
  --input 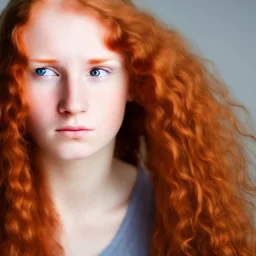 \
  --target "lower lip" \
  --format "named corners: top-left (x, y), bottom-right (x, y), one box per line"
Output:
top-left (56, 130), bottom-right (90, 139)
